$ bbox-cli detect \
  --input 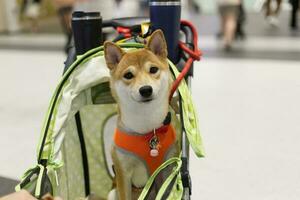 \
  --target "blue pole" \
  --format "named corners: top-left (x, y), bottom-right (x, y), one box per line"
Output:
top-left (149, 0), bottom-right (181, 64)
